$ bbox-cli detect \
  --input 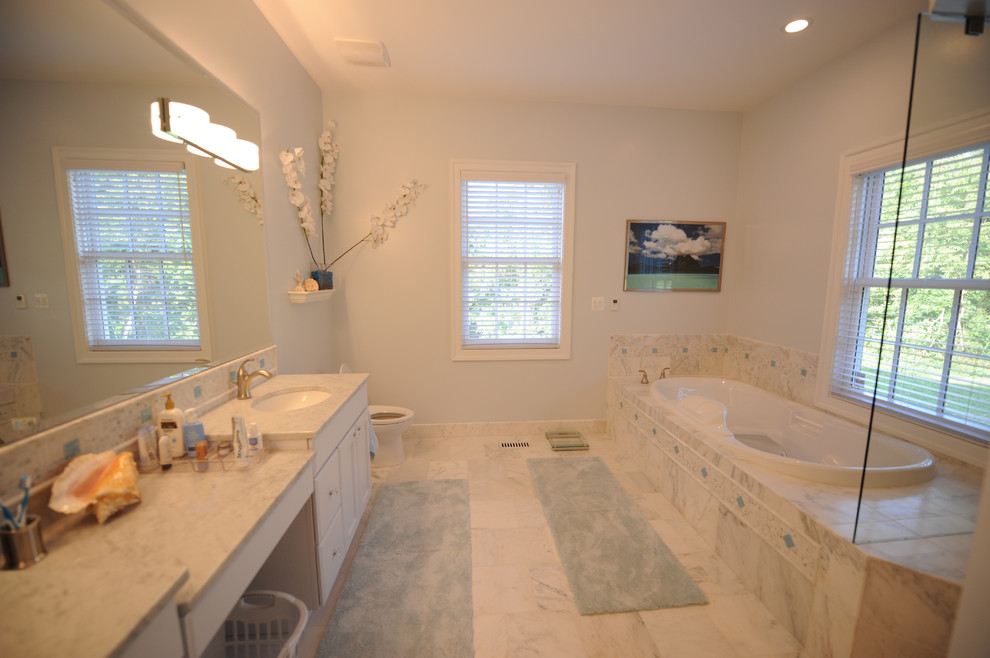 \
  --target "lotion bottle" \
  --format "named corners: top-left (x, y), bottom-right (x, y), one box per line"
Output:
top-left (247, 422), bottom-right (263, 458)
top-left (158, 393), bottom-right (185, 458)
